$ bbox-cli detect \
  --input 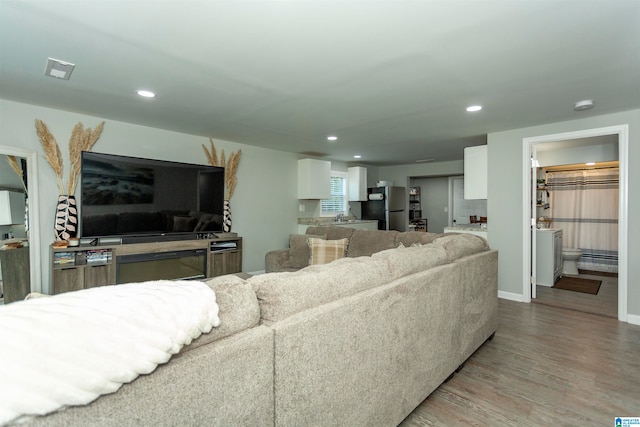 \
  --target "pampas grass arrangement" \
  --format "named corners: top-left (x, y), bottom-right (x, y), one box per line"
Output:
top-left (34, 119), bottom-right (105, 195)
top-left (202, 137), bottom-right (241, 200)
top-left (6, 155), bottom-right (28, 195)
